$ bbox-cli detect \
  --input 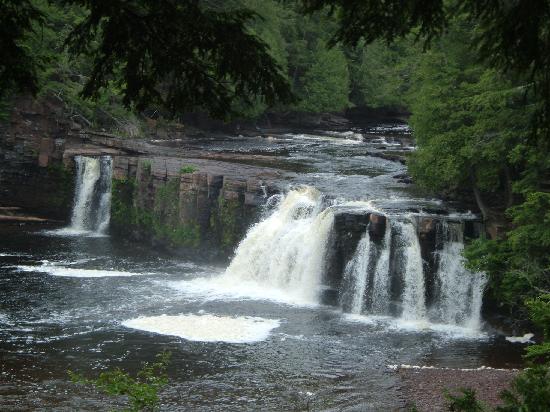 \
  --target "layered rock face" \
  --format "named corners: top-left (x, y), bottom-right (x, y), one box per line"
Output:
top-left (0, 97), bottom-right (282, 258)
top-left (110, 155), bottom-right (280, 259)
top-left (0, 96), bottom-right (76, 218)
top-left (1, 96), bottom-right (484, 276)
